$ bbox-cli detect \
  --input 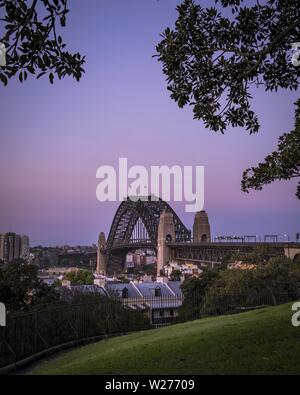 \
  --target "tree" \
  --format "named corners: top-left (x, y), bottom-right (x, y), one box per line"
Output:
top-left (64, 269), bottom-right (94, 285)
top-left (170, 269), bottom-right (182, 281)
top-left (53, 278), bottom-right (62, 287)
top-left (0, 259), bottom-right (59, 310)
top-left (156, 0), bottom-right (300, 196)
top-left (116, 275), bottom-right (130, 283)
top-left (242, 100), bottom-right (300, 198)
top-left (140, 263), bottom-right (156, 276)
top-left (223, 244), bottom-right (273, 265)
top-left (0, 0), bottom-right (85, 86)
top-left (202, 256), bottom-right (300, 315)
top-left (179, 270), bottom-right (220, 320)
